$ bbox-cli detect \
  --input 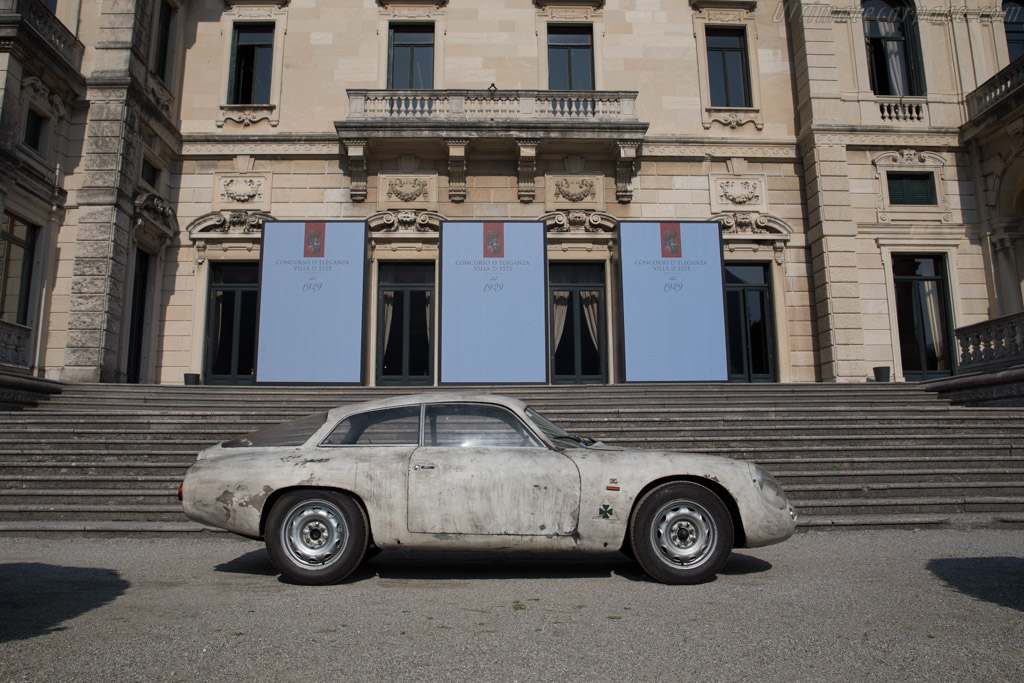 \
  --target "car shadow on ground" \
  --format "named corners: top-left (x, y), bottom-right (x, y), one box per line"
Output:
top-left (0, 563), bottom-right (130, 643)
top-left (215, 548), bottom-right (771, 583)
top-left (926, 556), bottom-right (1024, 612)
